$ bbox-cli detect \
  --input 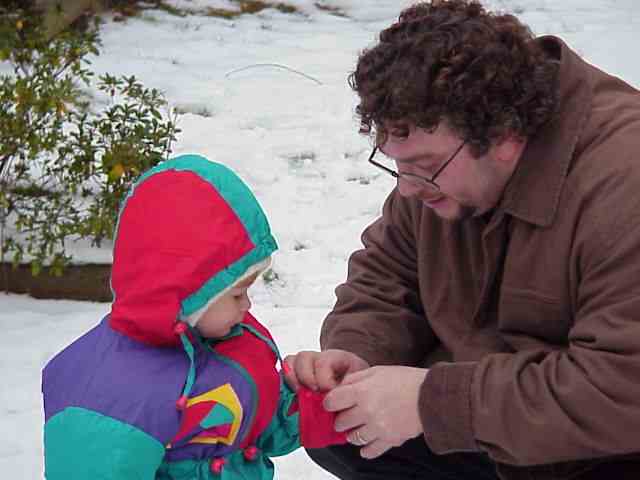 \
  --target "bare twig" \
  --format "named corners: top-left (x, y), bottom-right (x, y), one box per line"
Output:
top-left (224, 63), bottom-right (322, 85)
top-left (0, 154), bottom-right (13, 181)
top-left (0, 192), bottom-right (8, 293)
